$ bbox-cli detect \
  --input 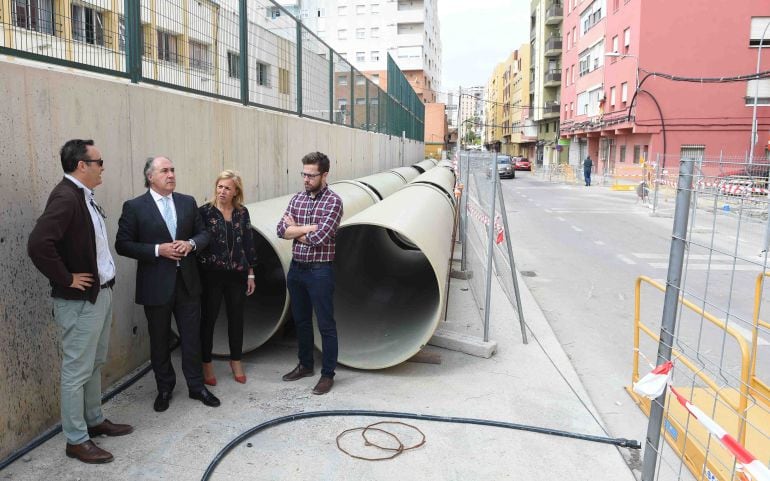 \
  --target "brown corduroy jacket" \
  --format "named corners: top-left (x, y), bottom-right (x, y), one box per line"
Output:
top-left (28, 177), bottom-right (102, 304)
